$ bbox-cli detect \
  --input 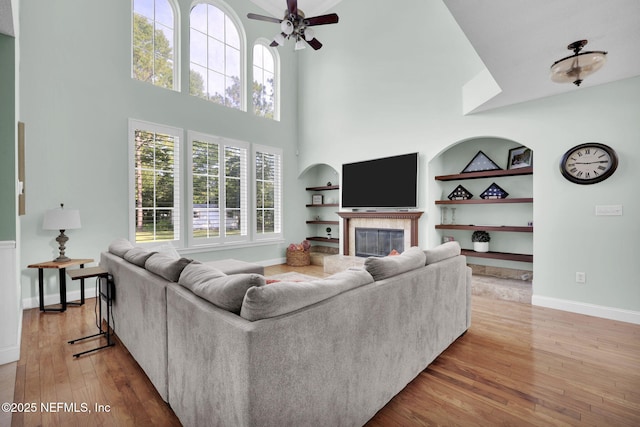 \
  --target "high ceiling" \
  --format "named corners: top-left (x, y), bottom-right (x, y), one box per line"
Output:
top-left (252, 0), bottom-right (640, 113)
